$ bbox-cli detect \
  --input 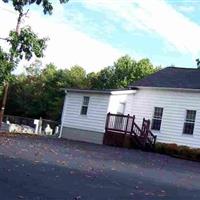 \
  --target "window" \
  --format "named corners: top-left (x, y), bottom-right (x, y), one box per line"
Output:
top-left (183, 110), bottom-right (196, 135)
top-left (151, 107), bottom-right (163, 131)
top-left (114, 103), bottom-right (126, 130)
top-left (117, 102), bottom-right (126, 115)
top-left (80, 96), bottom-right (90, 115)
